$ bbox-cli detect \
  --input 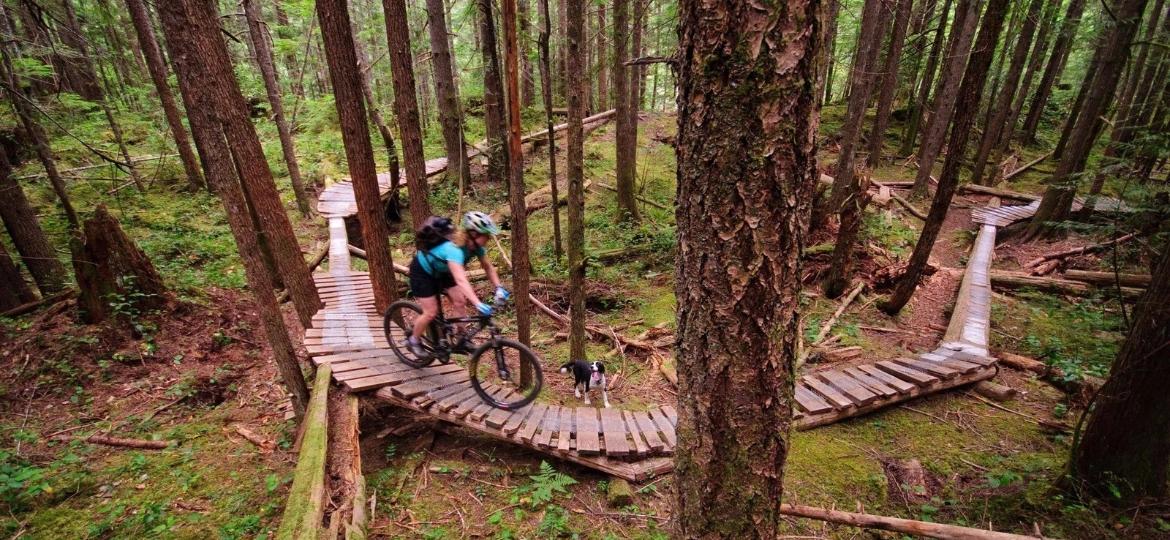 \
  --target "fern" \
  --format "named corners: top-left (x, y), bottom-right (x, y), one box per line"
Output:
top-left (516, 461), bottom-right (577, 508)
